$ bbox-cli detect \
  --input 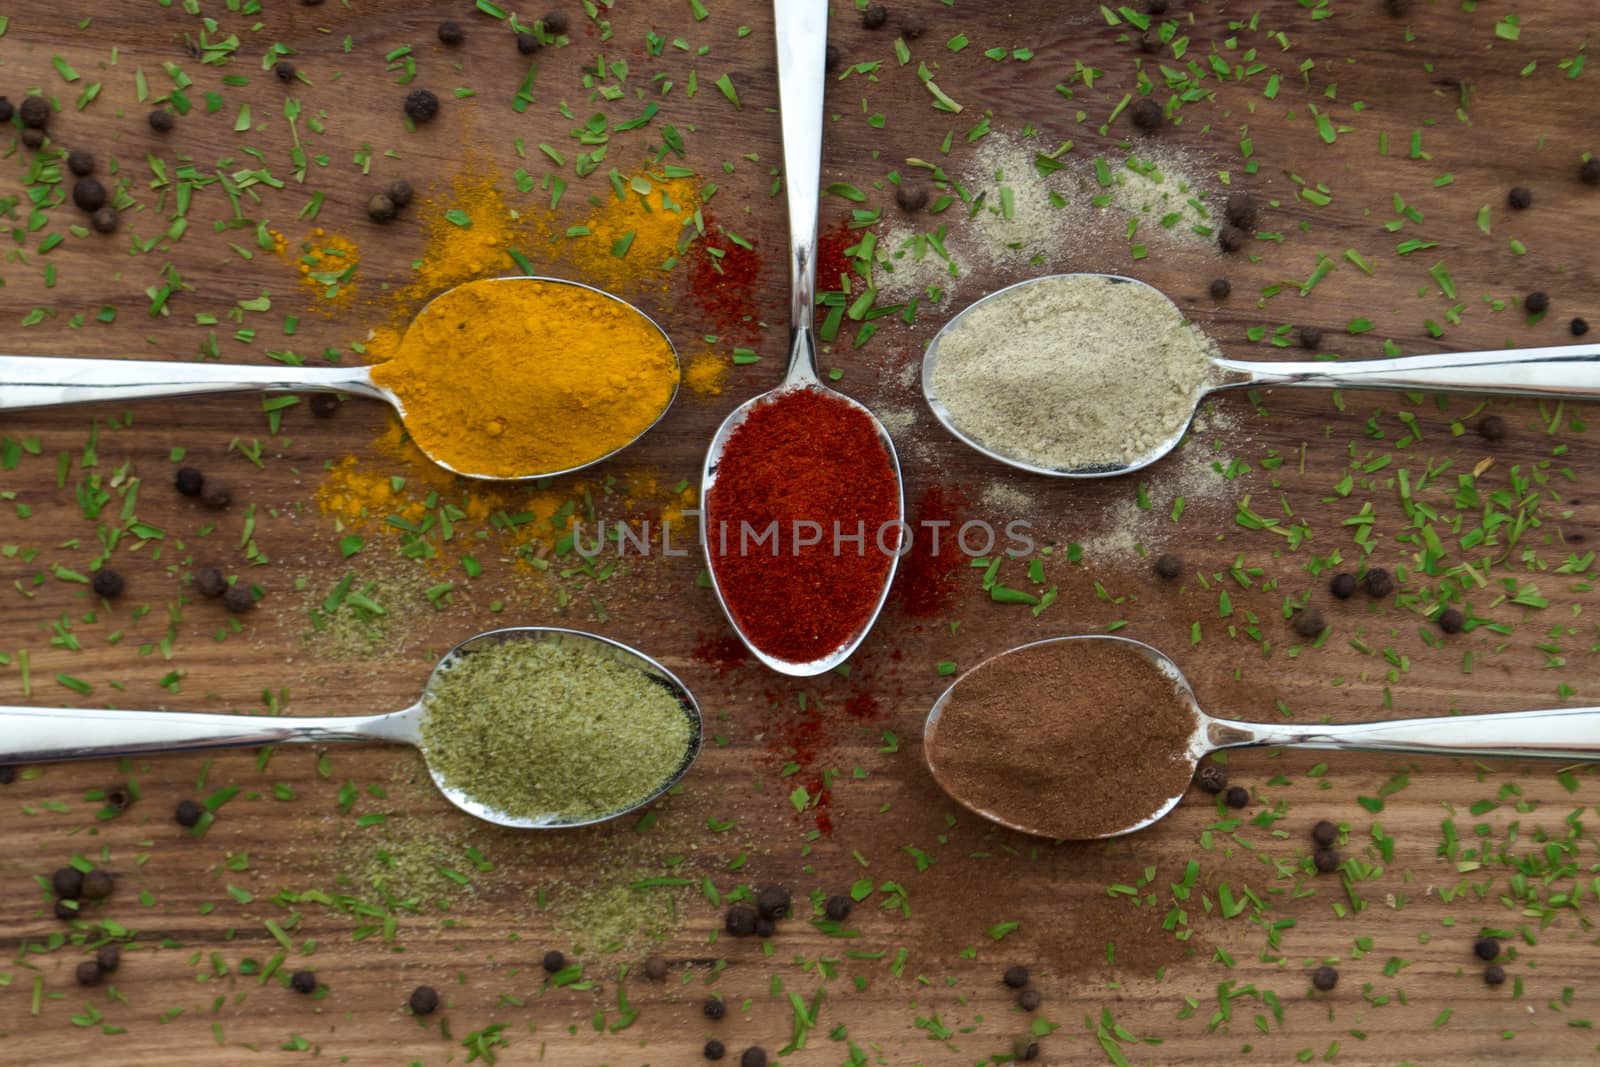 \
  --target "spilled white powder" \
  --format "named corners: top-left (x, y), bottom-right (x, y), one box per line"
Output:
top-left (1088, 147), bottom-right (1218, 251)
top-left (874, 223), bottom-right (965, 305)
top-left (928, 274), bottom-right (1221, 472)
